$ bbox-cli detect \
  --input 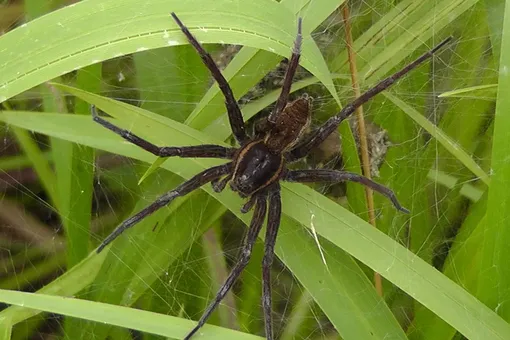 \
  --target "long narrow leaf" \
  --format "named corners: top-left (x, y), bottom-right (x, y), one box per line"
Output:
top-left (0, 290), bottom-right (261, 340)
top-left (0, 0), bottom-right (337, 107)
